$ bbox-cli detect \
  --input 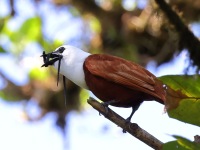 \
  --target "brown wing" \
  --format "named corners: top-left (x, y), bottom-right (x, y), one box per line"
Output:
top-left (84, 54), bottom-right (165, 101)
